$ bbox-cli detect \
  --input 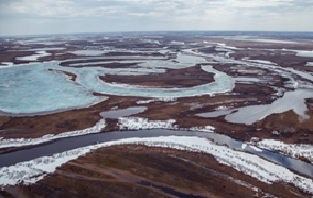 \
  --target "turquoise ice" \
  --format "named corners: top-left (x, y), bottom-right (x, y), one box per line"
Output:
top-left (0, 52), bottom-right (234, 114)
